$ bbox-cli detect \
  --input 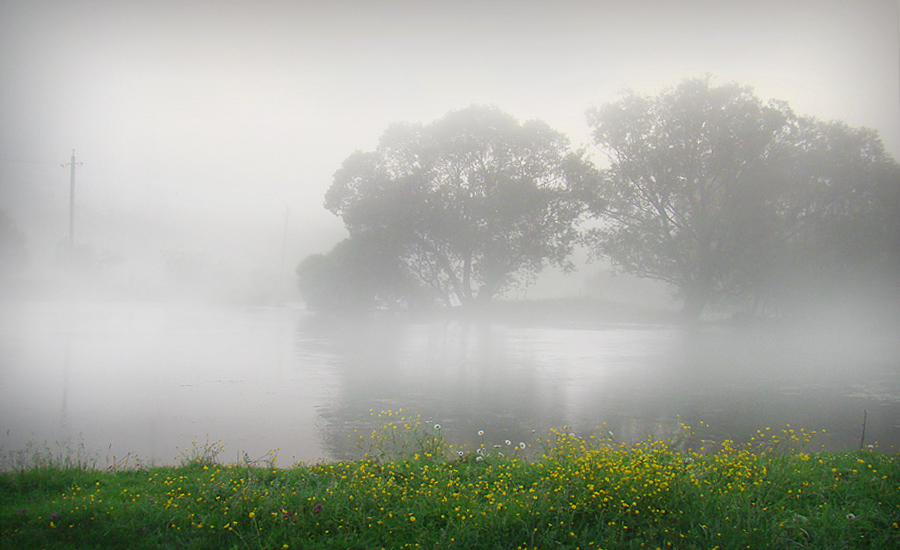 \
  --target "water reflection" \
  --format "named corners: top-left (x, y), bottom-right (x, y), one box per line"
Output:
top-left (0, 302), bottom-right (898, 467)
top-left (0, 303), bottom-right (338, 465)
top-left (306, 315), bottom-right (900, 459)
